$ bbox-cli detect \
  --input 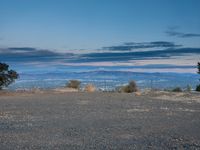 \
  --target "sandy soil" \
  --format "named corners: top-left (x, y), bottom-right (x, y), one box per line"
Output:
top-left (0, 91), bottom-right (200, 149)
